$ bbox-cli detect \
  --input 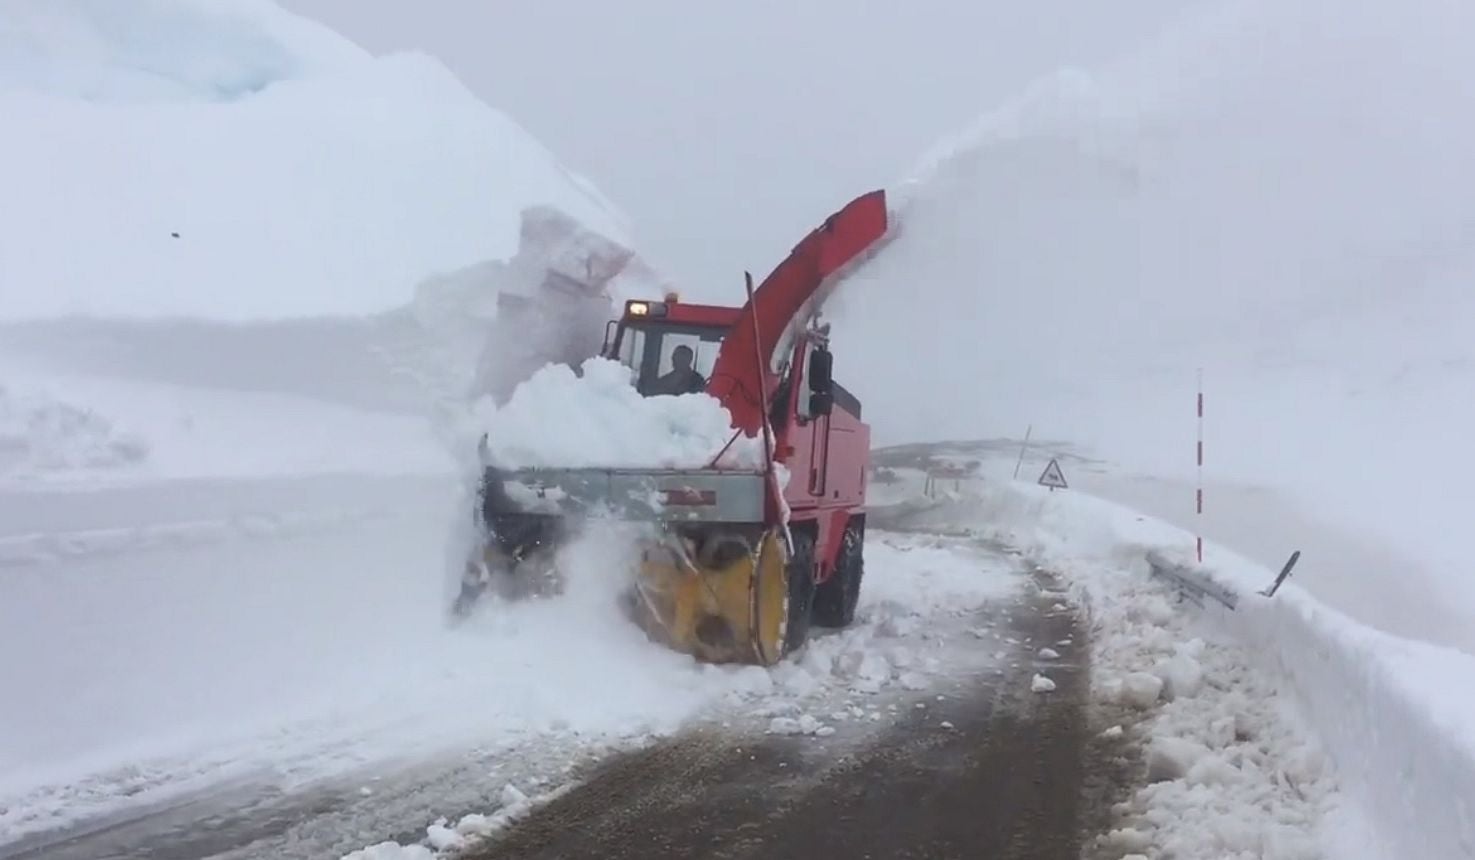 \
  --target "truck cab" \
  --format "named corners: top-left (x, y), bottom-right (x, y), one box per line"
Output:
top-left (601, 291), bottom-right (865, 505)
top-left (602, 296), bottom-right (741, 397)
